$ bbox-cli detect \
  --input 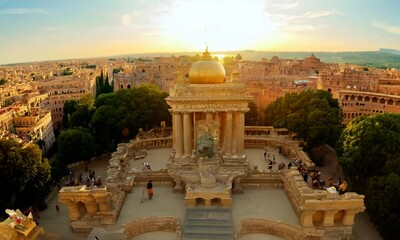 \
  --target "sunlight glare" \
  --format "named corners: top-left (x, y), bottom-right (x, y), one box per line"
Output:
top-left (160, 0), bottom-right (274, 52)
